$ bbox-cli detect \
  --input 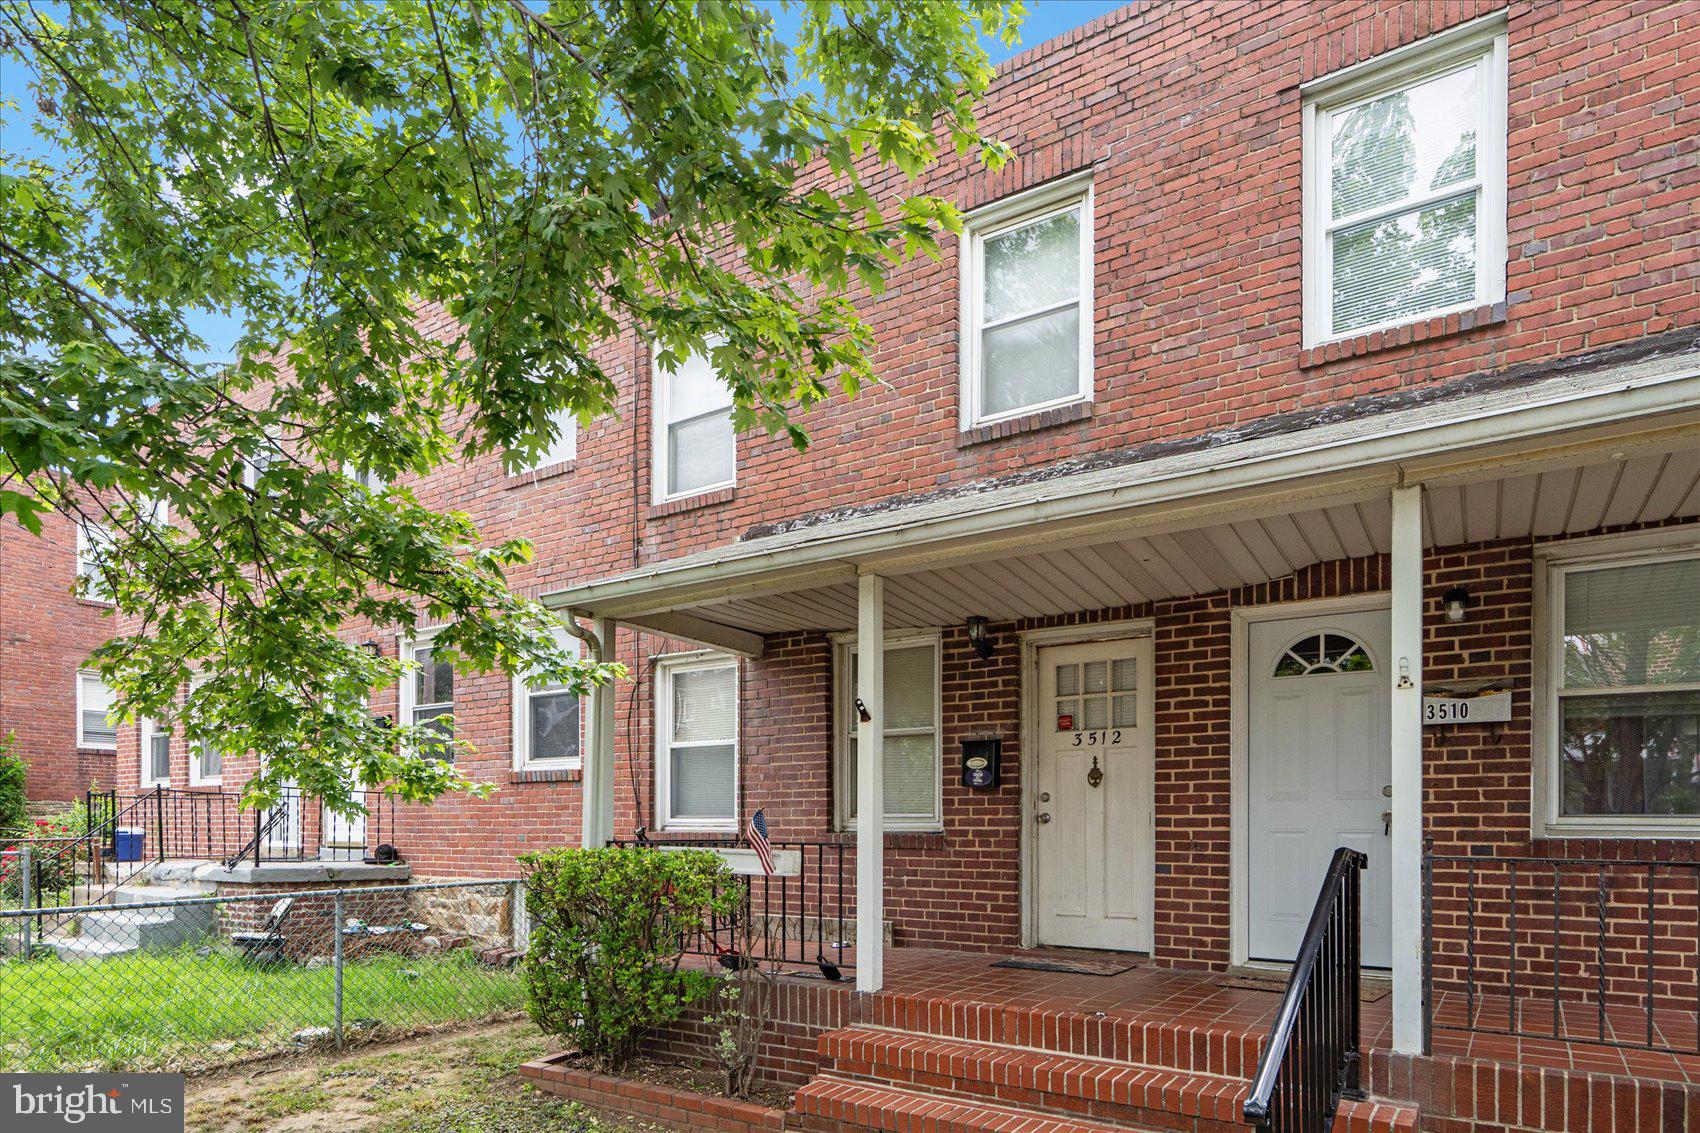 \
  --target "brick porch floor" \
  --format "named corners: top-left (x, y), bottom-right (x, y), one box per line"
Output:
top-left (824, 946), bottom-right (1700, 1087)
